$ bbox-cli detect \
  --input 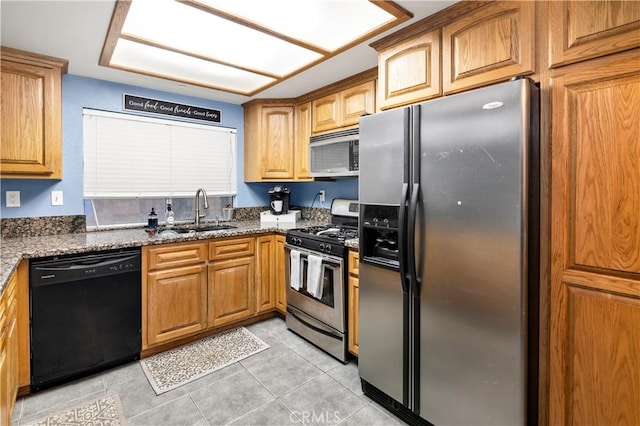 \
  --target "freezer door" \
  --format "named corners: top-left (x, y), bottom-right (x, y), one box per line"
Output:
top-left (358, 262), bottom-right (405, 404)
top-left (417, 79), bottom-right (535, 425)
top-left (359, 108), bottom-right (408, 205)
